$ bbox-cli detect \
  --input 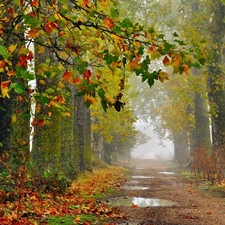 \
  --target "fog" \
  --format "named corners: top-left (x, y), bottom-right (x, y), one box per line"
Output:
top-left (132, 121), bottom-right (174, 160)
